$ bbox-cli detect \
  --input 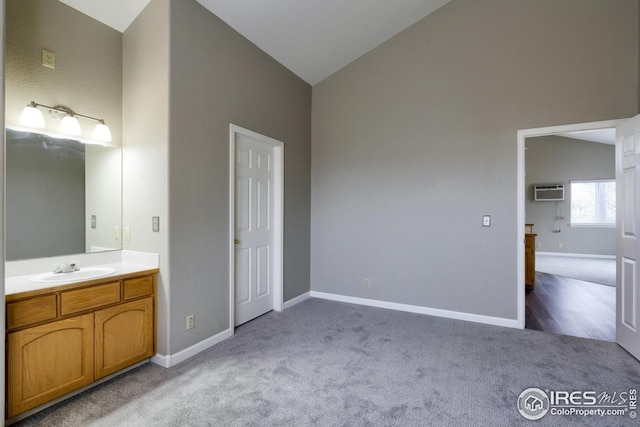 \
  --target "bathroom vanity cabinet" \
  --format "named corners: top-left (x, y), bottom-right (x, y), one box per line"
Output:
top-left (5, 270), bottom-right (158, 418)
